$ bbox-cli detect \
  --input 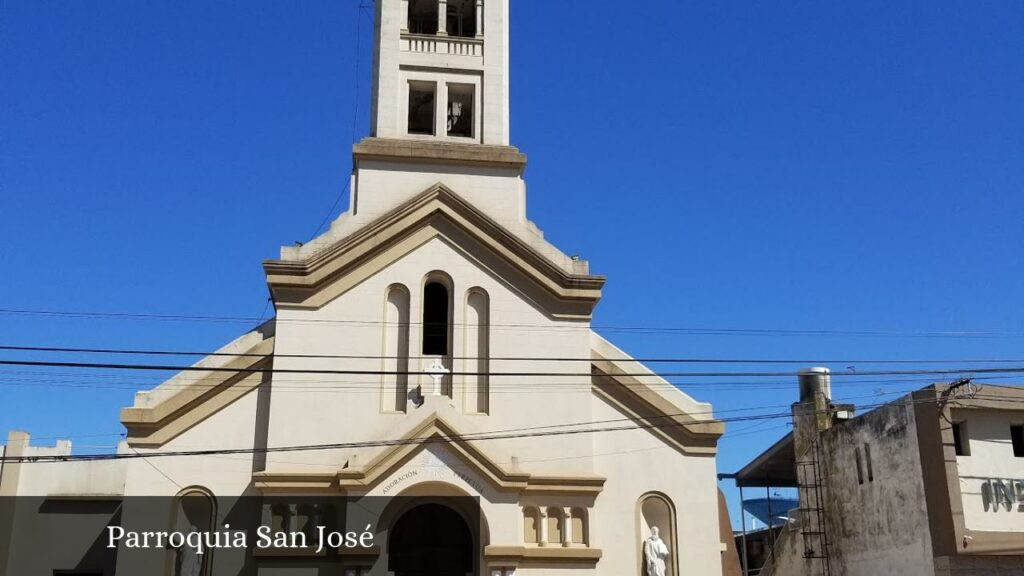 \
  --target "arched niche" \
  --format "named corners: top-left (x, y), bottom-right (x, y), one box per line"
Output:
top-left (570, 507), bottom-right (587, 546)
top-left (545, 507), bottom-right (563, 547)
top-left (463, 288), bottom-right (489, 414)
top-left (523, 507), bottom-right (540, 544)
top-left (167, 487), bottom-right (216, 576)
top-left (382, 283), bottom-right (411, 412)
top-left (638, 492), bottom-right (678, 576)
